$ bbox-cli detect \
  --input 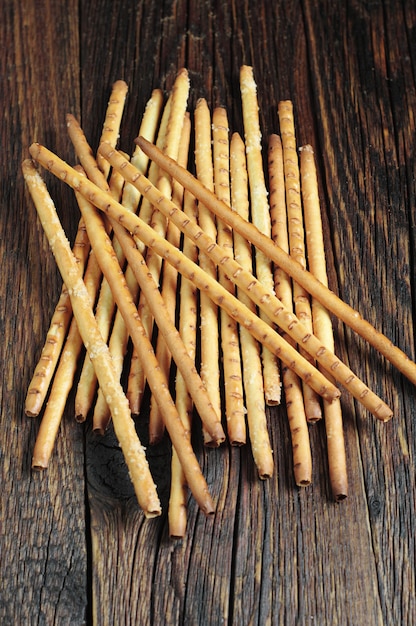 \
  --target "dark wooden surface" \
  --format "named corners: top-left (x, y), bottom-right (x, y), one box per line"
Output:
top-left (1, 1), bottom-right (415, 624)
